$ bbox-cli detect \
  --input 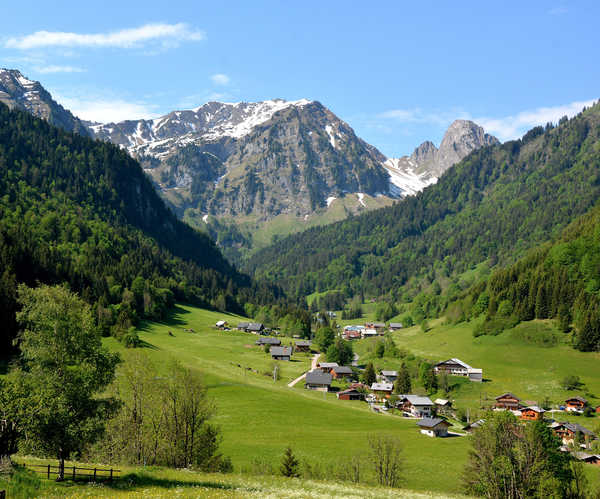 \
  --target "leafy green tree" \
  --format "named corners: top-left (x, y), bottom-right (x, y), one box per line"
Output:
top-left (419, 362), bottom-right (437, 393)
top-left (11, 284), bottom-right (120, 480)
top-left (375, 302), bottom-right (396, 322)
top-left (394, 364), bottom-right (411, 394)
top-left (326, 337), bottom-right (353, 365)
top-left (314, 326), bottom-right (335, 352)
top-left (362, 362), bottom-right (377, 386)
top-left (463, 412), bottom-right (574, 498)
top-left (280, 446), bottom-right (300, 477)
top-left (375, 340), bottom-right (385, 358)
